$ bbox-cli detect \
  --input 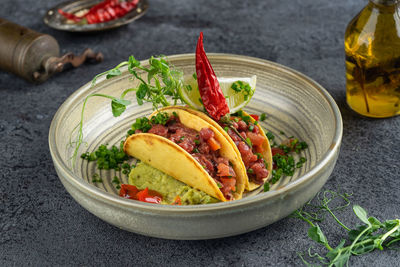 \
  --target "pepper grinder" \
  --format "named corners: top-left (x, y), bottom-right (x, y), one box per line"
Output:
top-left (0, 17), bottom-right (103, 83)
